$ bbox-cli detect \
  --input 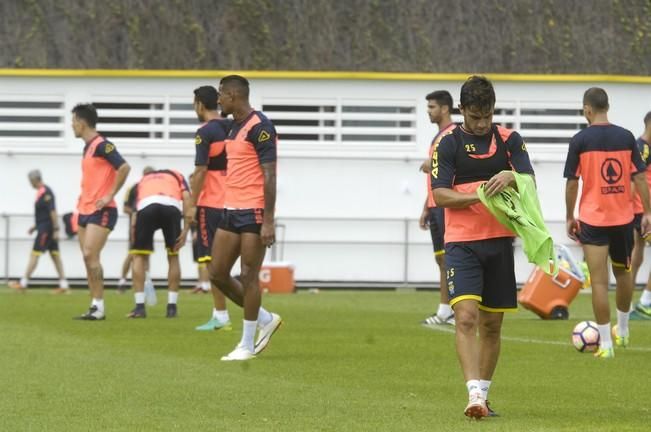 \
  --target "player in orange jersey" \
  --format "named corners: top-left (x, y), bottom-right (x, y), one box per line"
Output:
top-left (127, 169), bottom-right (191, 318)
top-left (433, 76), bottom-right (535, 418)
top-left (188, 86), bottom-right (233, 330)
top-left (419, 90), bottom-right (456, 327)
top-left (72, 103), bottom-right (130, 320)
top-left (565, 90), bottom-right (651, 357)
top-left (211, 75), bottom-right (282, 361)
